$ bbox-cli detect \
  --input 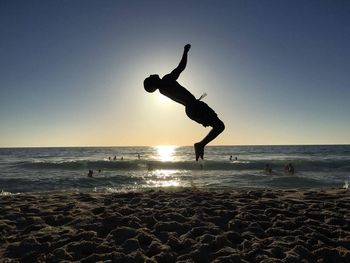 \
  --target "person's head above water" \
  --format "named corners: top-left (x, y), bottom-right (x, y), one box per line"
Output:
top-left (144, 74), bottom-right (161, 93)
